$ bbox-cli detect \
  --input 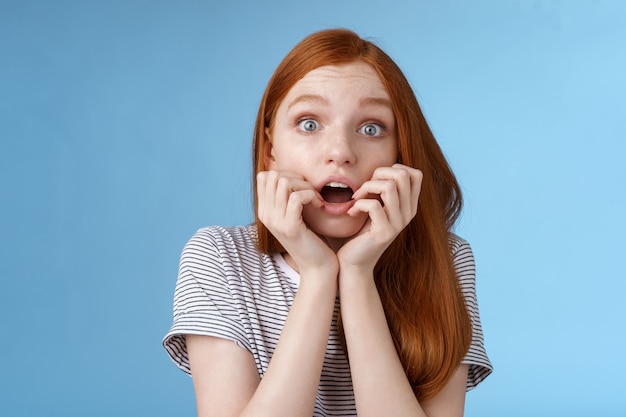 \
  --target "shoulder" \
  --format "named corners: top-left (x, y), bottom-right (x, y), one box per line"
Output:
top-left (448, 233), bottom-right (476, 291)
top-left (449, 234), bottom-right (494, 386)
top-left (448, 233), bottom-right (471, 257)
top-left (172, 226), bottom-right (268, 315)
top-left (177, 225), bottom-right (266, 286)
top-left (448, 234), bottom-right (475, 271)
top-left (185, 224), bottom-right (258, 248)
top-left (182, 225), bottom-right (260, 260)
